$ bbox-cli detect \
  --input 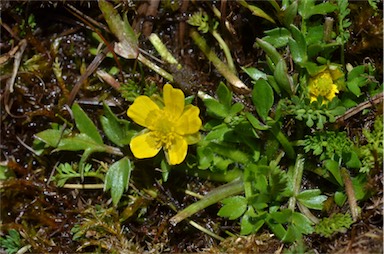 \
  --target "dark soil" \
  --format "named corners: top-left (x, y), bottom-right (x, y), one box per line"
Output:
top-left (1, 1), bottom-right (382, 253)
